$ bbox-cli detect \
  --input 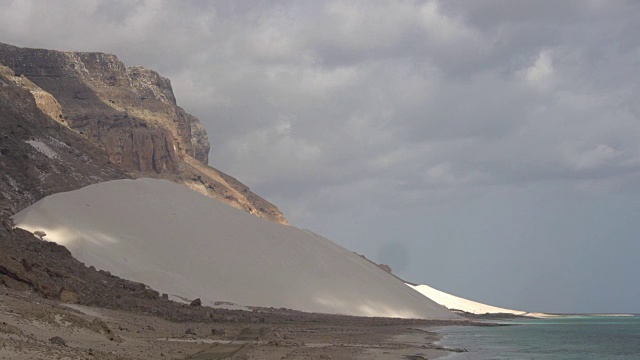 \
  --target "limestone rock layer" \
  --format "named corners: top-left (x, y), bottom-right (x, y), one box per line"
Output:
top-left (0, 42), bottom-right (287, 224)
